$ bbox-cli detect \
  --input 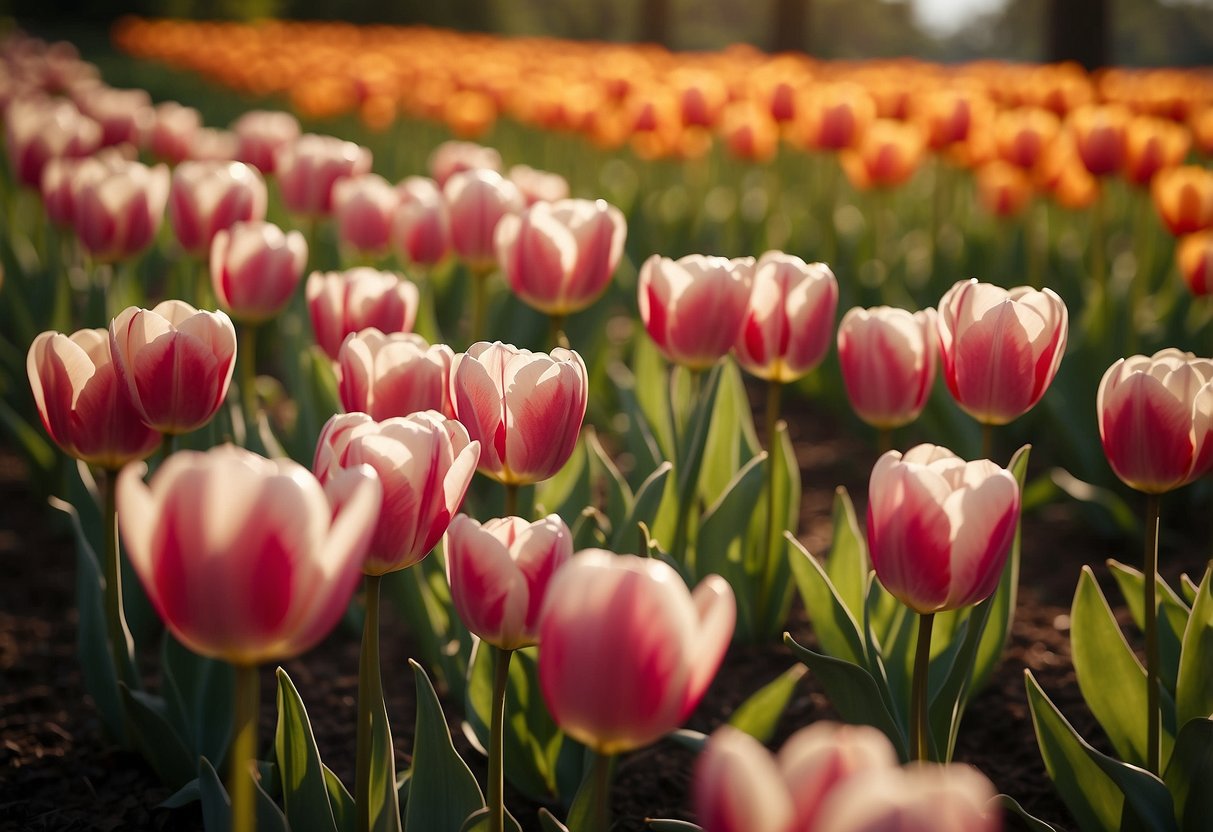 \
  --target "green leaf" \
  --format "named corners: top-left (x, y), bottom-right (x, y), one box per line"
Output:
top-left (457, 806), bottom-right (523, 832)
top-left (607, 360), bottom-right (664, 478)
top-left (274, 667), bottom-right (340, 832)
top-left (727, 665), bottom-right (806, 744)
top-left (752, 420), bottom-right (800, 641)
top-left (994, 794), bottom-right (1060, 832)
top-left (534, 435), bottom-right (591, 526)
top-left (787, 534), bottom-right (866, 666)
top-left (406, 659), bottom-right (485, 832)
top-left (609, 462), bottom-right (673, 554)
top-left (367, 671), bottom-right (402, 832)
top-left (697, 452), bottom-right (767, 637)
top-left (1109, 561), bottom-right (1190, 696)
top-left (324, 765), bottom-right (356, 832)
top-left (163, 632), bottom-right (233, 767)
top-left (647, 822), bottom-right (703, 831)
top-left (673, 362), bottom-right (724, 569)
top-left (1180, 575), bottom-right (1199, 607)
top-left (160, 778), bottom-right (202, 809)
top-left (566, 753), bottom-right (615, 832)
top-left (1073, 566), bottom-right (1173, 768)
top-left (824, 487), bottom-right (869, 622)
top-left (698, 359), bottom-right (760, 508)
top-left (120, 684), bottom-right (196, 789)
top-left (1176, 566), bottom-right (1213, 730)
top-left (630, 335), bottom-right (676, 461)
top-left (198, 757), bottom-right (232, 832)
top-left (585, 427), bottom-right (633, 539)
top-left (538, 808), bottom-right (571, 832)
top-left (1164, 717), bottom-right (1213, 832)
top-left (930, 599), bottom-right (991, 763)
top-left (784, 633), bottom-right (906, 760)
